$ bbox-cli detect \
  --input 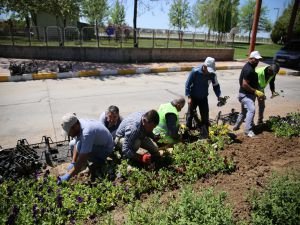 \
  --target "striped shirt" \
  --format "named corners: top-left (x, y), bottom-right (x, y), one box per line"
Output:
top-left (115, 111), bottom-right (154, 158)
